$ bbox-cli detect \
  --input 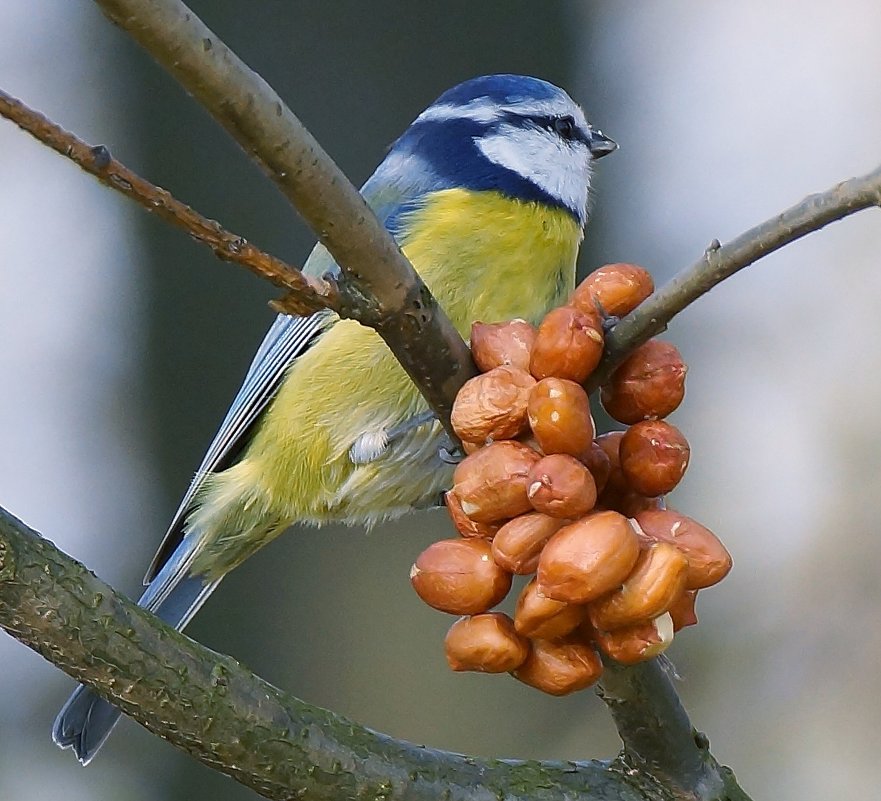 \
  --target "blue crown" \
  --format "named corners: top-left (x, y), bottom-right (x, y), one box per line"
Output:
top-left (433, 74), bottom-right (562, 108)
